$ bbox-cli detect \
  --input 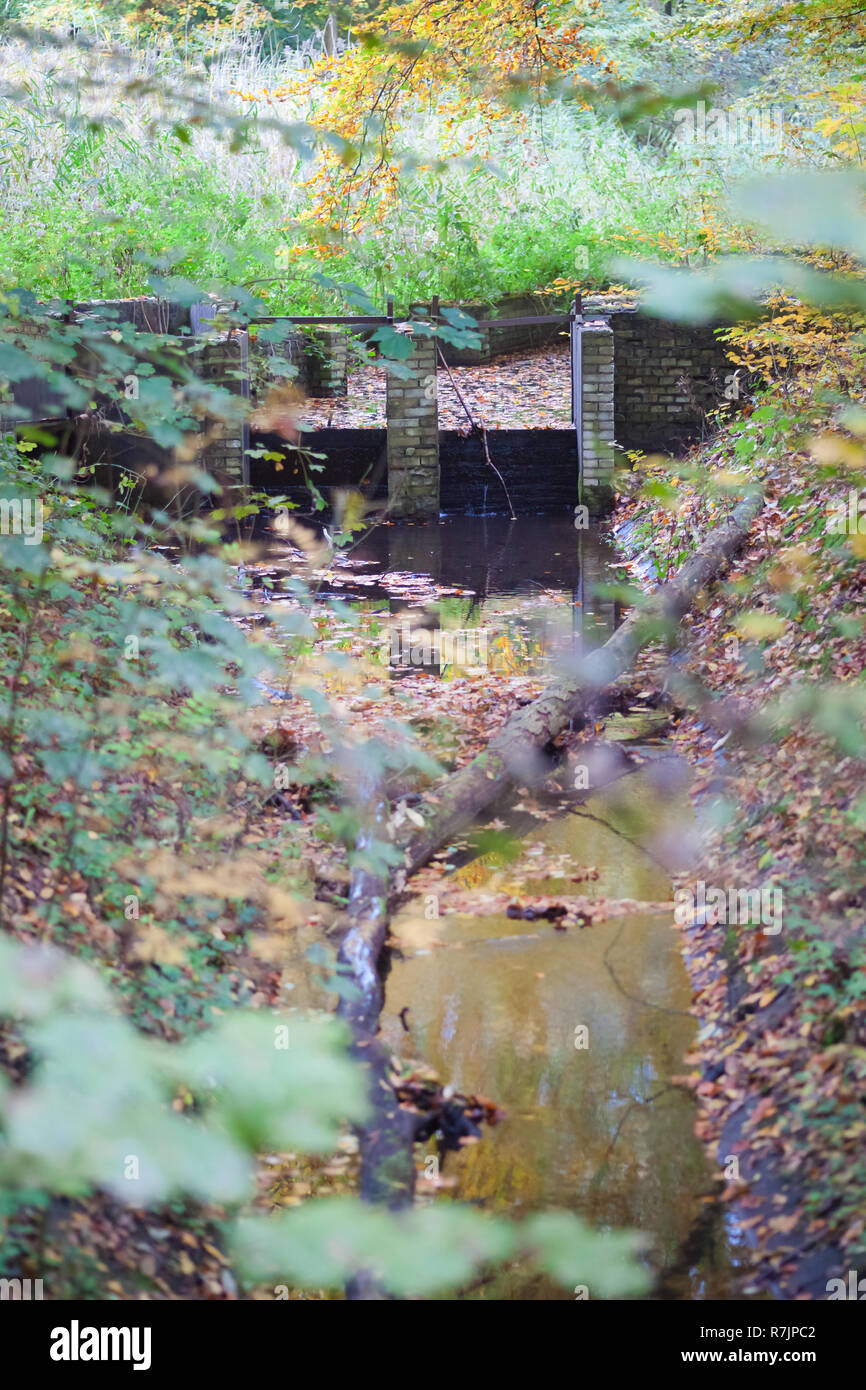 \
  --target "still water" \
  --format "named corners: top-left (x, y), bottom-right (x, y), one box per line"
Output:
top-left (254, 513), bottom-right (626, 676)
top-left (261, 514), bottom-right (743, 1297)
top-left (380, 775), bottom-right (740, 1298)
